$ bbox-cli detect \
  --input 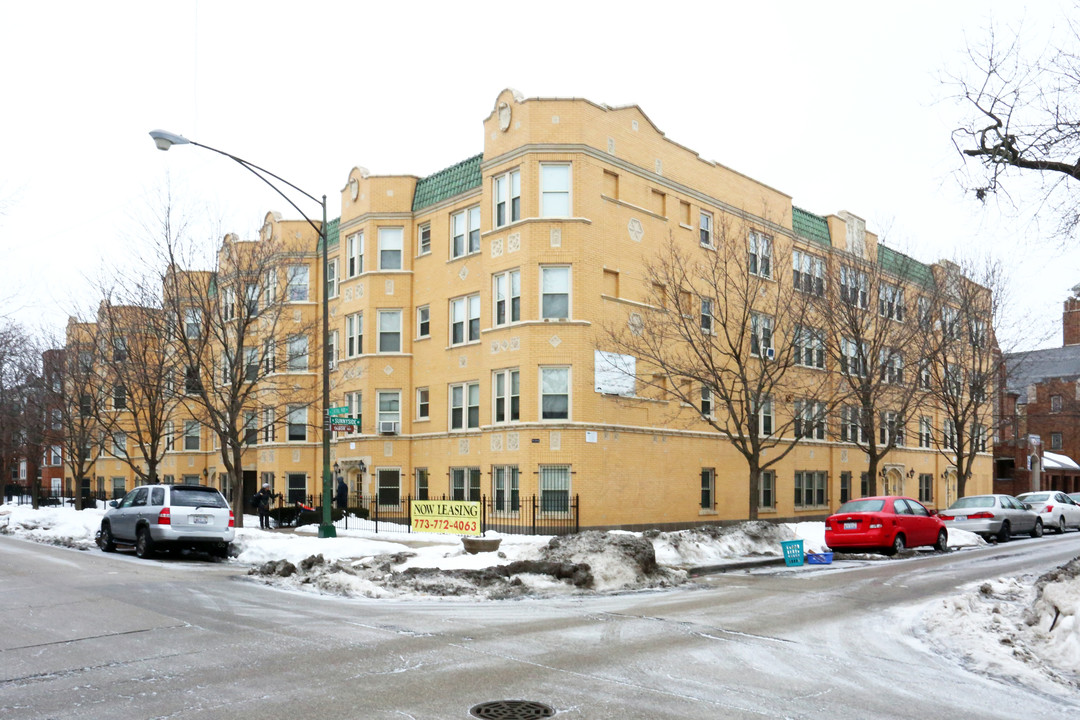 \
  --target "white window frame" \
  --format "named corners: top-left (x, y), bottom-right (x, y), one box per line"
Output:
top-left (416, 305), bottom-right (430, 339)
top-left (347, 232), bottom-right (363, 277)
top-left (879, 282), bottom-right (904, 321)
top-left (841, 338), bottom-right (866, 377)
top-left (165, 421), bottom-right (175, 451)
top-left (183, 420), bottom-right (200, 451)
top-left (943, 419), bottom-right (957, 449)
top-left (750, 313), bottom-right (773, 358)
top-left (326, 258), bottom-right (338, 299)
top-left (223, 286), bottom-right (236, 321)
top-left (700, 298), bottom-right (713, 334)
top-left (450, 294), bottom-right (481, 346)
top-left (879, 410), bottom-right (904, 446)
top-left (344, 391), bottom-right (361, 436)
top-left (700, 467), bottom-right (716, 509)
top-left (377, 390), bottom-right (401, 430)
top-left (416, 387), bottom-right (429, 421)
top-left (449, 382), bottom-right (480, 431)
top-left (540, 366), bottom-right (570, 421)
top-left (794, 470), bottom-right (828, 509)
top-left (841, 405), bottom-right (867, 443)
top-left (378, 227), bottom-right (403, 271)
top-left (753, 396), bottom-right (774, 436)
top-left (699, 211), bottom-right (714, 248)
top-left (493, 368), bottom-right (520, 424)
top-left (184, 308), bottom-right (201, 338)
top-left (793, 250), bottom-right (825, 297)
top-left (286, 265), bottom-right (309, 302)
top-left (286, 405), bottom-right (307, 442)
top-left (880, 349), bottom-right (904, 384)
top-left (111, 432), bottom-right (126, 457)
top-left (540, 163), bottom-right (571, 218)
top-left (262, 408), bottom-right (276, 443)
top-left (795, 400), bottom-right (826, 440)
top-left (748, 230), bottom-right (772, 278)
top-left (840, 265), bottom-right (868, 309)
top-left (794, 326), bottom-right (825, 369)
top-left (493, 168), bottom-right (521, 228)
top-left (263, 269), bottom-right (277, 307)
top-left (346, 312), bottom-right (363, 358)
top-left (451, 206), bottom-right (482, 259)
top-left (493, 465), bottom-right (520, 513)
top-left (541, 265), bottom-right (571, 320)
top-left (263, 338), bottom-right (276, 375)
top-left (700, 385), bottom-right (713, 418)
top-left (417, 223), bottom-right (431, 256)
top-left (493, 269), bottom-right (521, 326)
top-left (759, 470), bottom-right (776, 509)
top-left (286, 335), bottom-right (309, 372)
top-left (451, 467), bottom-right (482, 501)
top-left (377, 309), bottom-right (402, 353)
top-left (539, 465), bottom-right (571, 514)
top-left (919, 416), bottom-right (933, 448)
